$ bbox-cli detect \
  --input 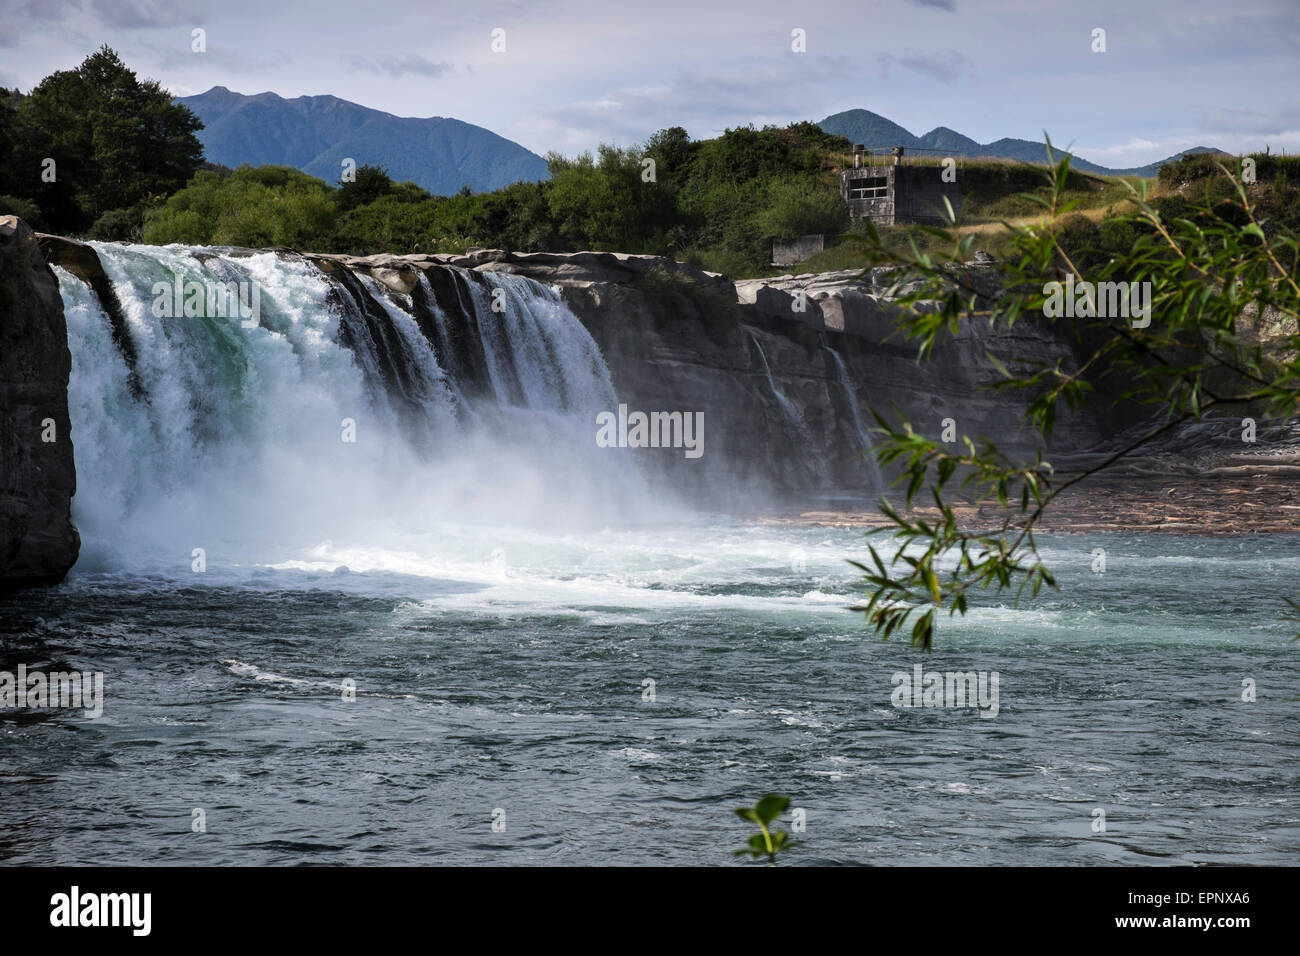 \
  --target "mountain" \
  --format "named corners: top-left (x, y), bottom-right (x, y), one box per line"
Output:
top-left (818, 109), bottom-right (923, 152)
top-left (176, 87), bottom-right (549, 195)
top-left (819, 109), bottom-right (1227, 178)
top-left (915, 126), bottom-right (982, 155)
